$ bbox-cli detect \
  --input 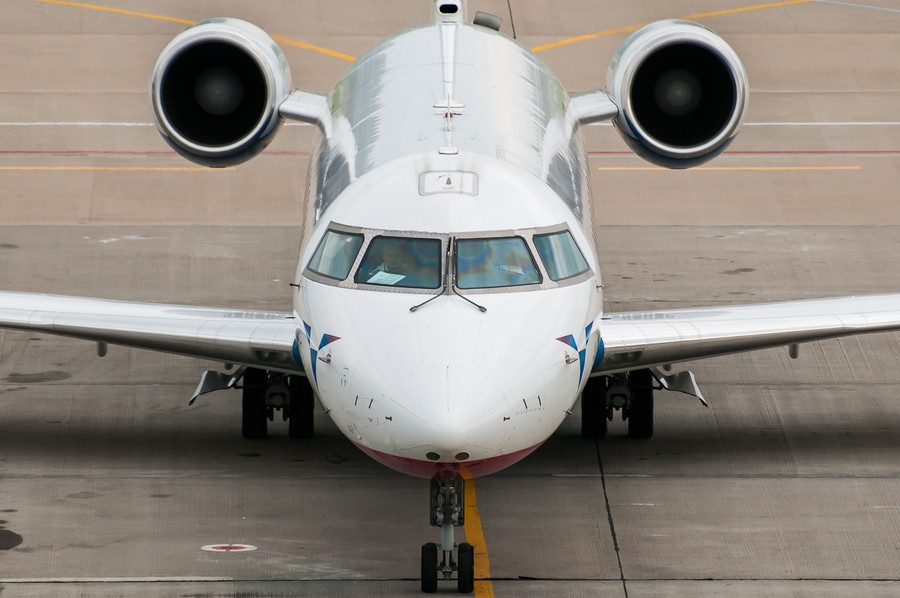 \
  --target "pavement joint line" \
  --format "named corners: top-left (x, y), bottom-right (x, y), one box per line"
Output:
top-left (596, 442), bottom-right (629, 598)
top-left (505, 0), bottom-right (517, 39)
